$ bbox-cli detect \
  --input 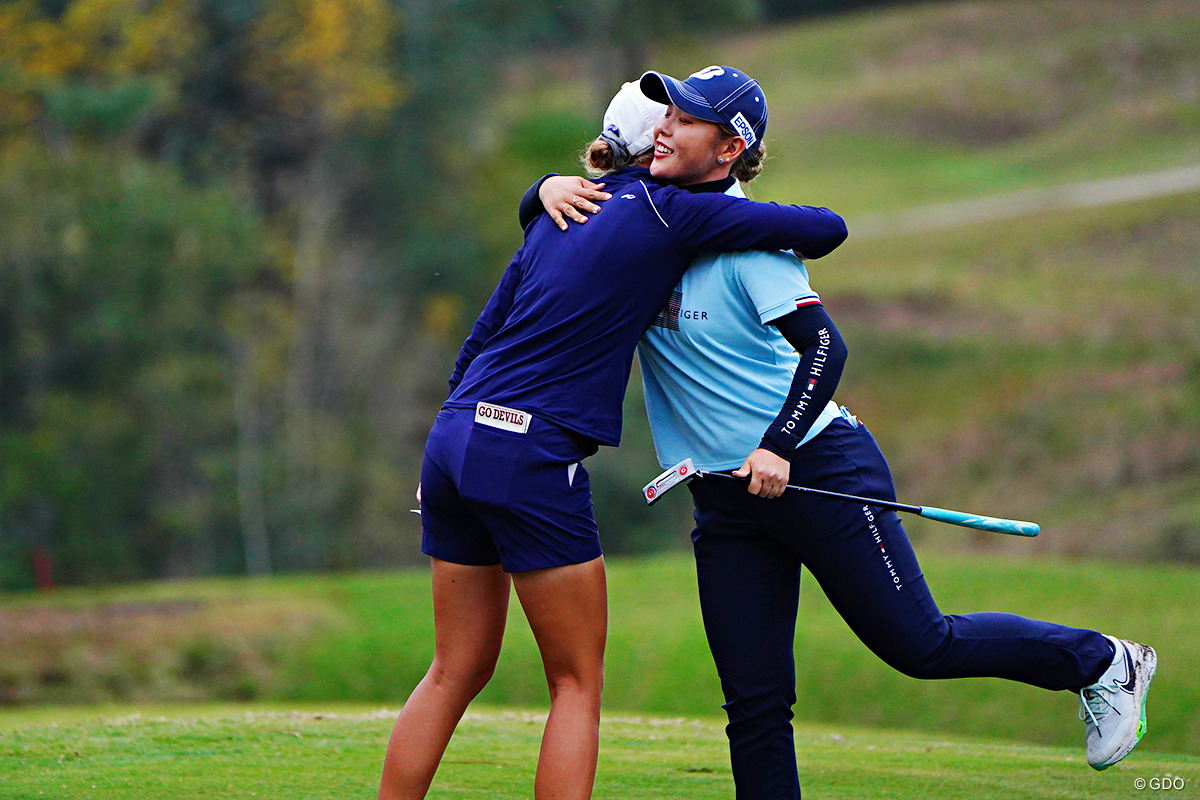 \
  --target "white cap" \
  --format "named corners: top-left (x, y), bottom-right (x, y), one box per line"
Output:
top-left (599, 81), bottom-right (666, 165)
